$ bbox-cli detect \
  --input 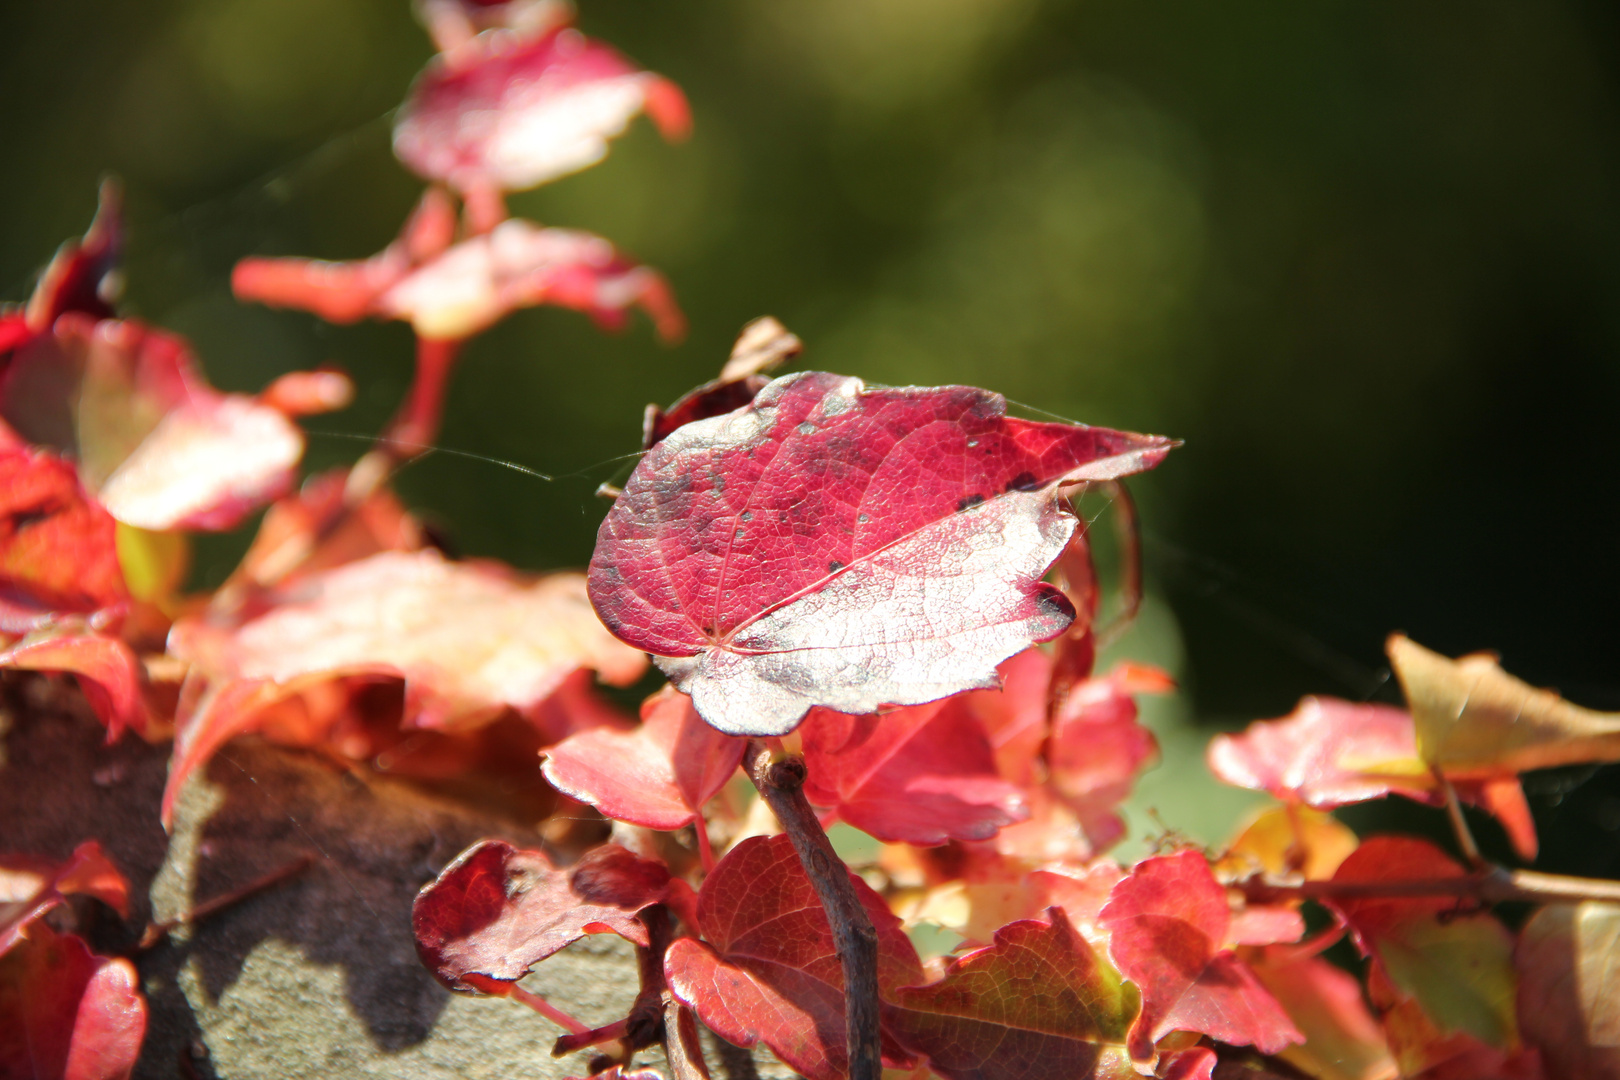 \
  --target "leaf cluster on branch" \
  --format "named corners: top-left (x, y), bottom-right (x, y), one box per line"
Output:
top-left (5, 3), bottom-right (1620, 1080)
